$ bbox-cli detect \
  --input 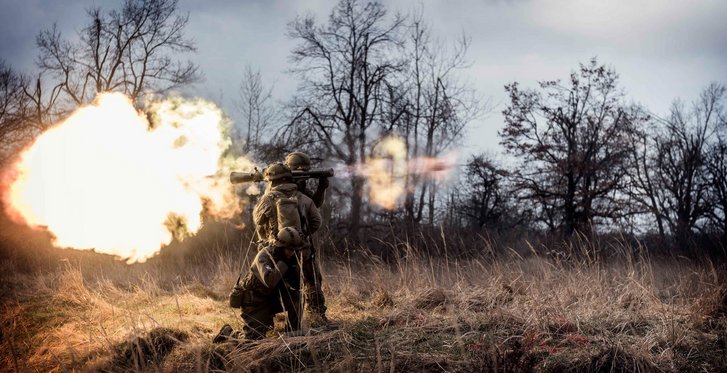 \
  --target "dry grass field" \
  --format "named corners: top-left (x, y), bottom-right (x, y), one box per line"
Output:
top-left (1, 227), bottom-right (726, 373)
